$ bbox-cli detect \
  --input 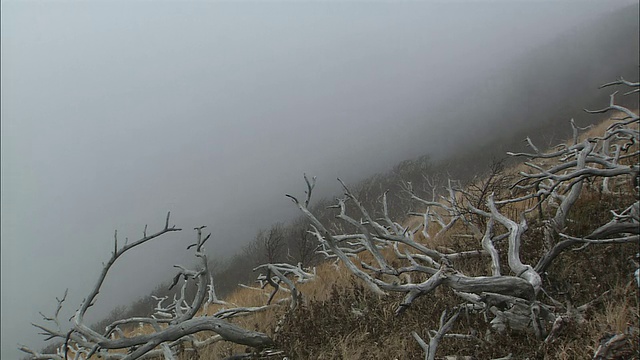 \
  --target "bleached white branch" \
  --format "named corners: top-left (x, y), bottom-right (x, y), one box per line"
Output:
top-left (23, 220), bottom-right (275, 360)
top-left (411, 309), bottom-right (461, 360)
